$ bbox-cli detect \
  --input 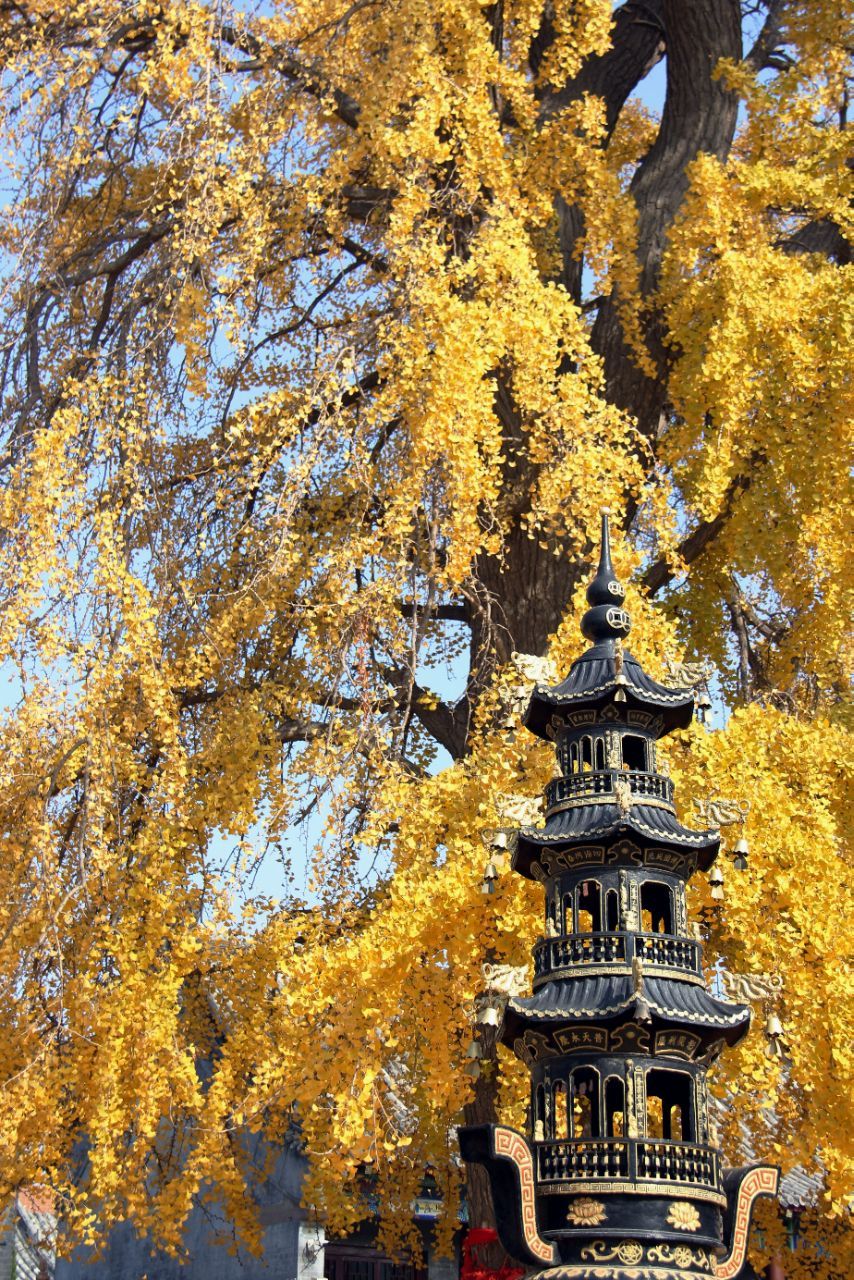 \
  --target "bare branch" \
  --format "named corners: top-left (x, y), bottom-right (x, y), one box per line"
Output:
top-left (217, 23), bottom-right (361, 129)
